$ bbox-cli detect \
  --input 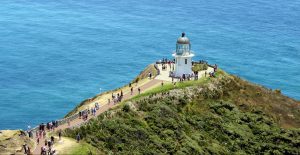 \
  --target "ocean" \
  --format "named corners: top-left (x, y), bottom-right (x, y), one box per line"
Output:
top-left (0, 0), bottom-right (299, 129)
